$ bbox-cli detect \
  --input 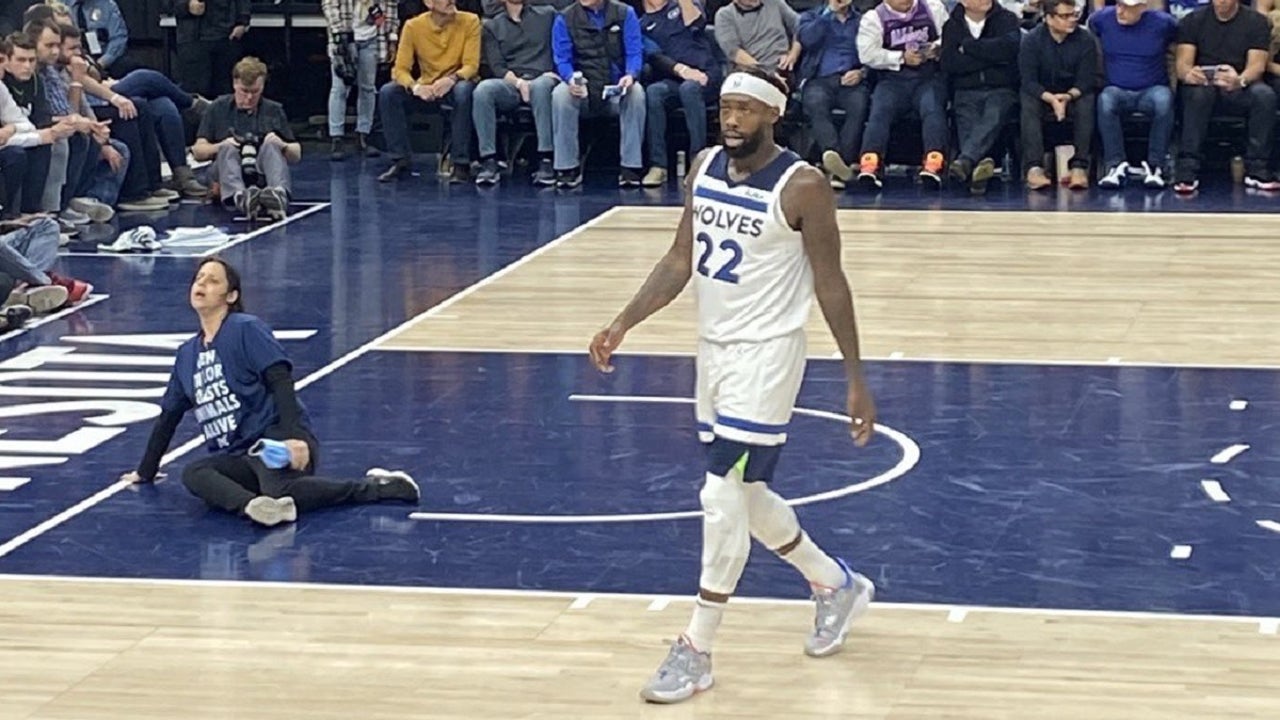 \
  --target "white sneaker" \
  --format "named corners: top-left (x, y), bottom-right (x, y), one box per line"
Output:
top-left (69, 197), bottom-right (115, 223)
top-left (1098, 162), bottom-right (1128, 189)
top-left (805, 558), bottom-right (875, 658)
top-left (243, 496), bottom-right (298, 527)
top-left (639, 635), bottom-right (713, 703)
top-left (1141, 162), bottom-right (1165, 189)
